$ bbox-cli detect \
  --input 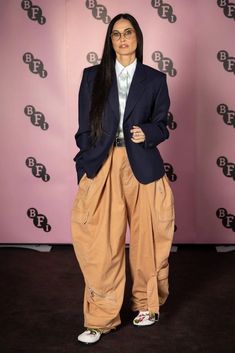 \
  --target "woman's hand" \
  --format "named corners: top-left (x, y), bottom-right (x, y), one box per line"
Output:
top-left (130, 125), bottom-right (145, 143)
